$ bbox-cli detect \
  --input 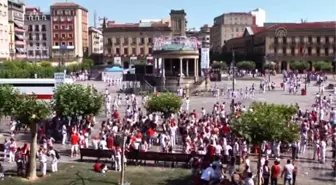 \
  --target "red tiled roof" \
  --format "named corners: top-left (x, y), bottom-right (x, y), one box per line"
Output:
top-left (250, 26), bottom-right (266, 34)
top-left (51, 2), bottom-right (88, 11)
top-left (266, 21), bottom-right (336, 30)
top-left (225, 12), bottom-right (251, 15)
top-left (151, 23), bottom-right (169, 27)
top-left (107, 23), bottom-right (139, 28)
